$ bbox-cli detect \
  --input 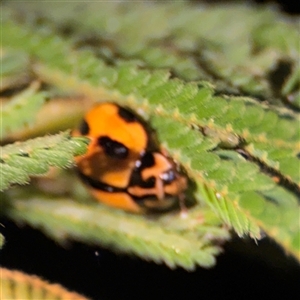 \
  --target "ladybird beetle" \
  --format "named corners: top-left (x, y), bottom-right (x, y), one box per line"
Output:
top-left (73, 102), bottom-right (187, 213)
